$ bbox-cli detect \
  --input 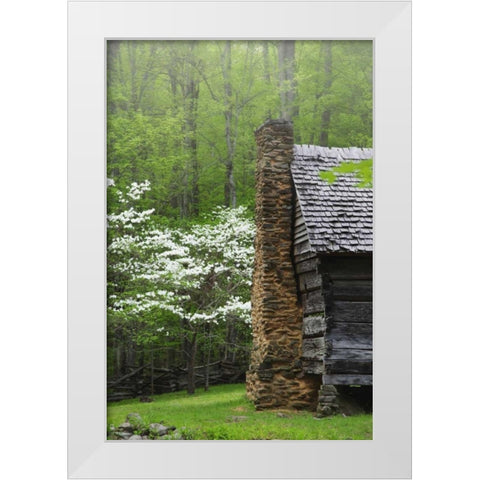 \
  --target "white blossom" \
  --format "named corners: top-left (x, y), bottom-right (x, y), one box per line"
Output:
top-left (107, 181), bottom-right (255, 338)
